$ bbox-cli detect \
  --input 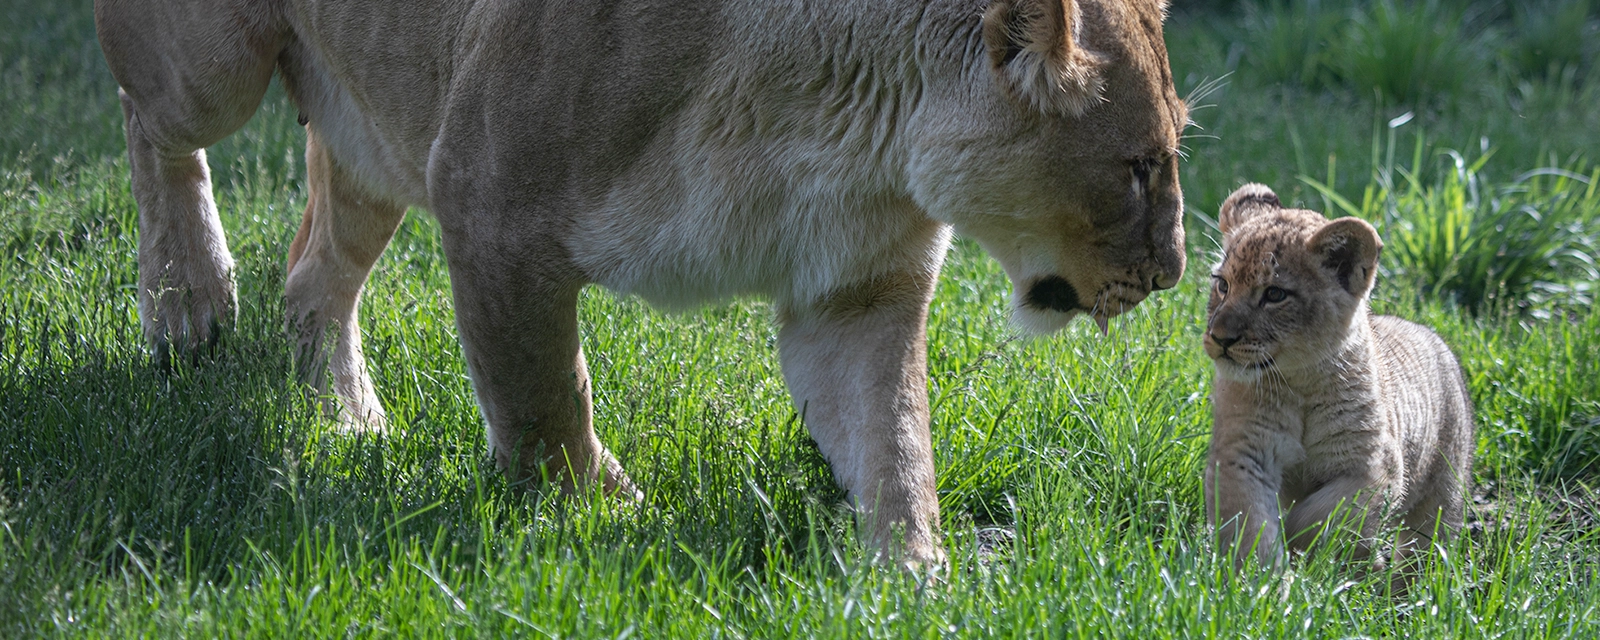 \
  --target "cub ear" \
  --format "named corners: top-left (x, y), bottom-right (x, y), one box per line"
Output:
top-left (983, 0), bottom-right (1105, 117)
top-left (1307, 217), bottom-right (1383, 297)
top-left (1217, 183), bottom-right (1280, 235)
